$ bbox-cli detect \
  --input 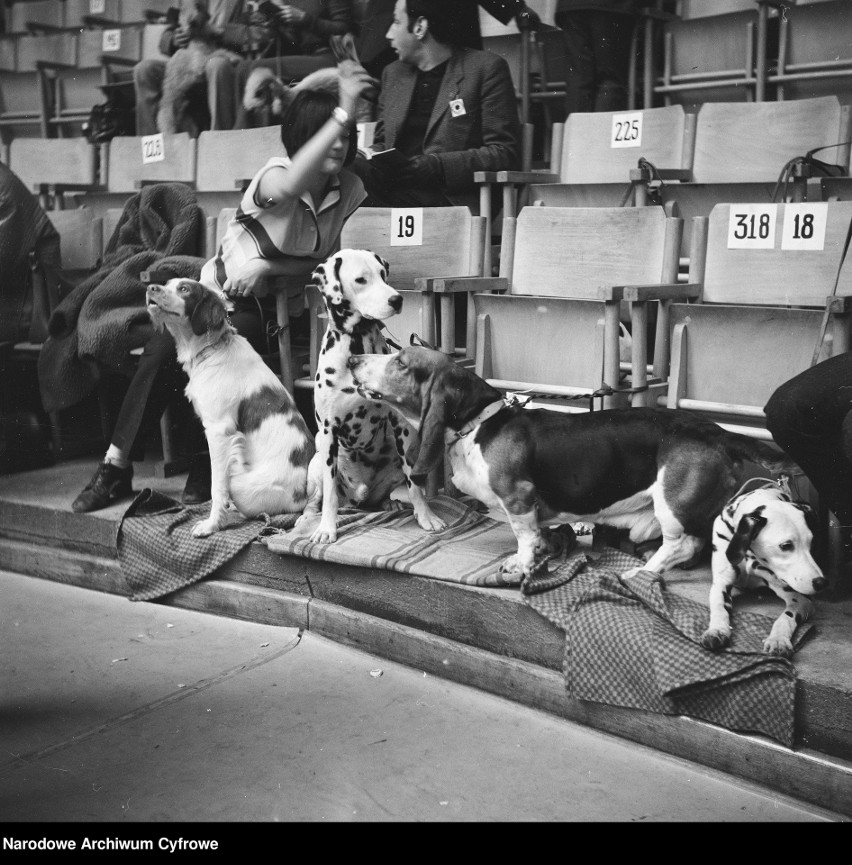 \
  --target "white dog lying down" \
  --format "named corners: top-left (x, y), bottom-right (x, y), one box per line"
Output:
top-left (146, 278), bottom-right (315, 537)
top-left (703, 482), bottom-right (827, 657)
